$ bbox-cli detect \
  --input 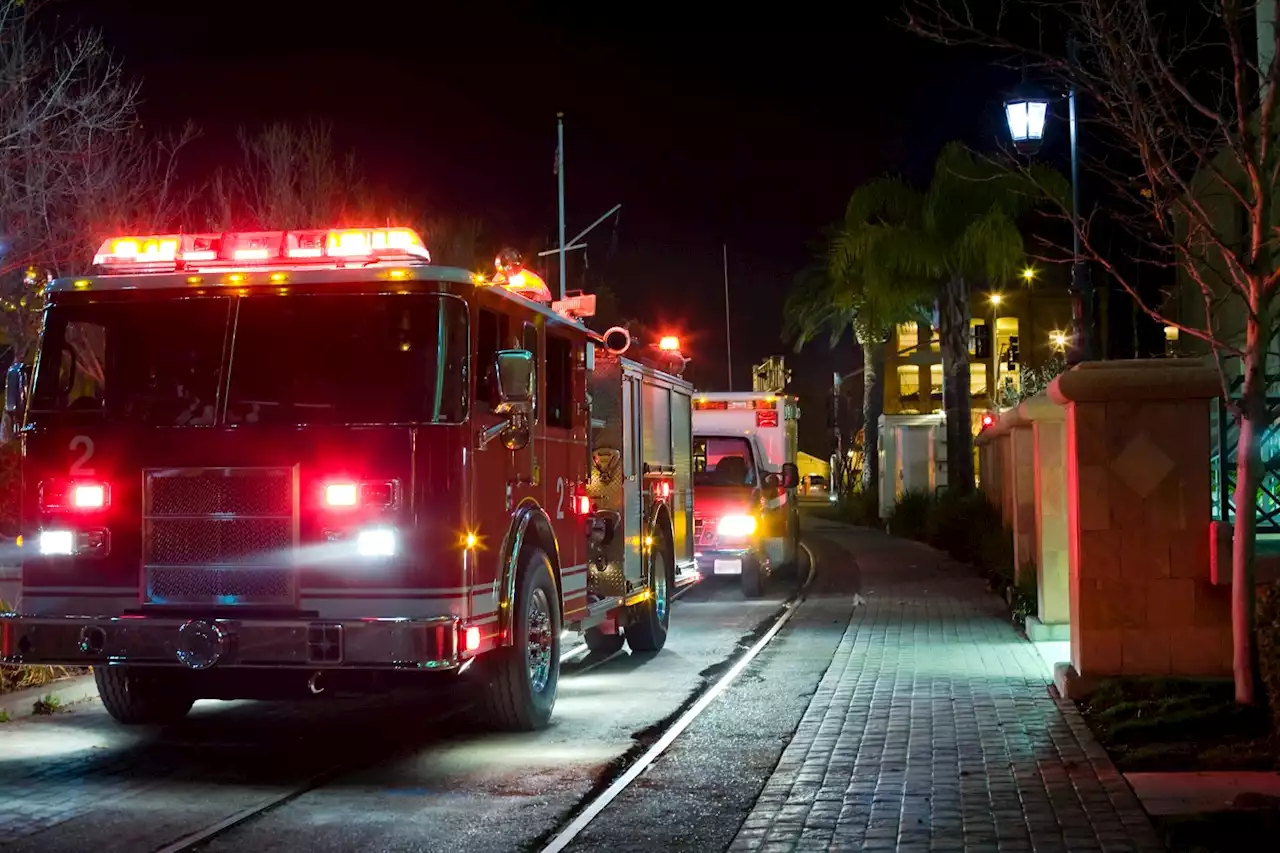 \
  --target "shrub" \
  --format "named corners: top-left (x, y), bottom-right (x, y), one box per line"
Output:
top-left (0, 441), bottom-right (18, 537)
top-left (842, 488), bottom-right (881, 528)
top-left (888, 490), bottom-right (933, 541)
